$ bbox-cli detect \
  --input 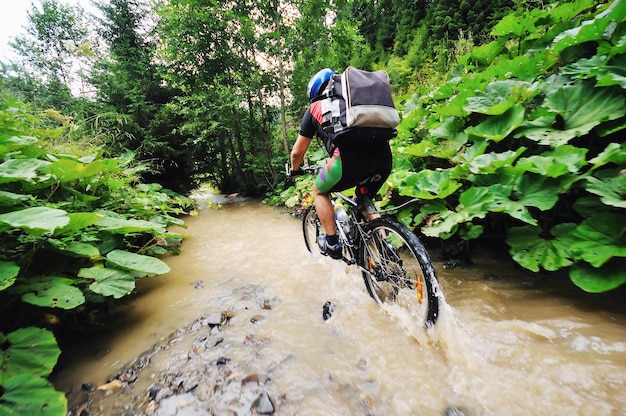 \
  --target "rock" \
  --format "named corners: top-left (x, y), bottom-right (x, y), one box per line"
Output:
top-left (96, 379), bottom-right (122, 391)
top-left (207, 313), bottom-right (223, 326)
top-left (216, 356), bottom-right (231, 366)
top-left (322, 301), bottom-right (336, 321)
top-left (251, 314), bottom-right (265, 323)
top-left (442, 406), bottom-right (469, 416)
top-left (251, 391), bottom-right (275, 414)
